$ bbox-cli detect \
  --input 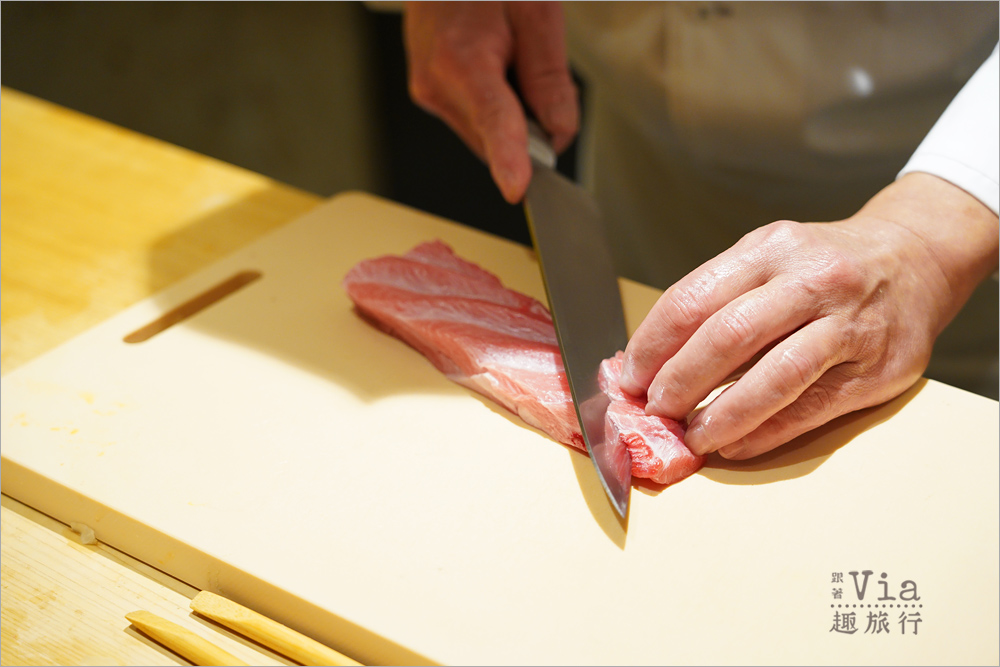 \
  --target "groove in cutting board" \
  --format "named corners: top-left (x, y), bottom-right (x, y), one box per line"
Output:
top-left (123, 270), bottom-right (262, 344)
